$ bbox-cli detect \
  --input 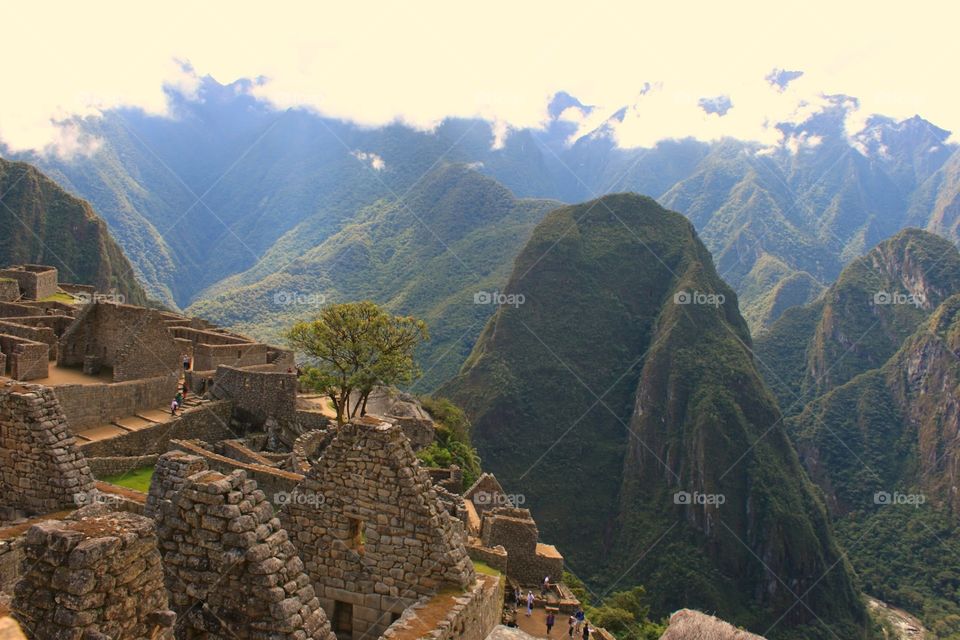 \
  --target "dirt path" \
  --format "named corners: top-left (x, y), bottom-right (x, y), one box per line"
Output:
top-left (867, 596), bottom-right (927, 640)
